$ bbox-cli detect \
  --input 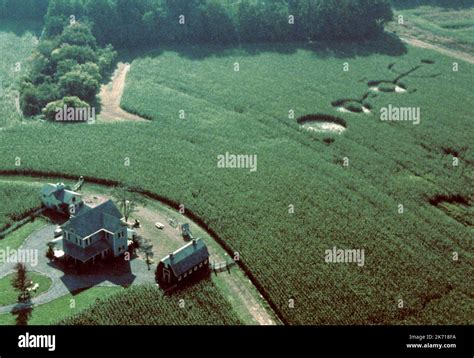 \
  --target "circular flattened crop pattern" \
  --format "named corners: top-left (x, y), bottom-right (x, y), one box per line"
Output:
top-left (297, 114), bottom-right (347, 134)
